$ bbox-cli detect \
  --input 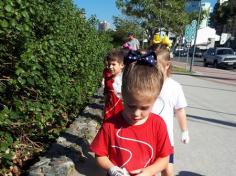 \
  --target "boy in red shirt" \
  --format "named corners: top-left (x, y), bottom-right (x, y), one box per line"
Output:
top-left (91, 51), bottom-right (173, 175)
top-left (103, 49), bottom-right (124, 120)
